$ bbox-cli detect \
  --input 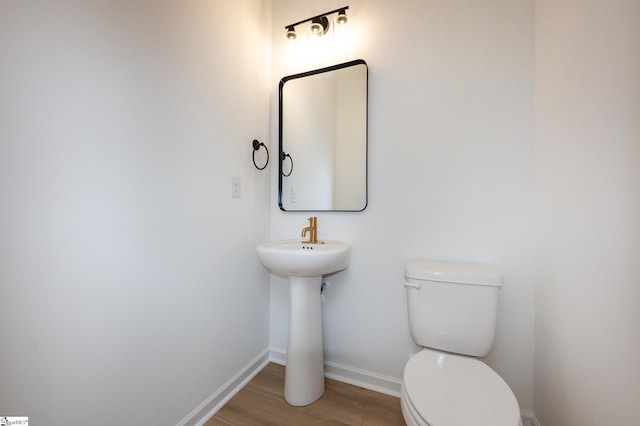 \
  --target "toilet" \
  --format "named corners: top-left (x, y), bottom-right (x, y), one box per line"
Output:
top-left (401, 260), bottom-right (522, 426)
